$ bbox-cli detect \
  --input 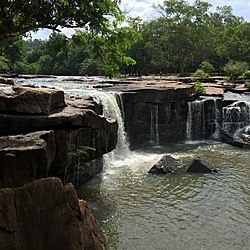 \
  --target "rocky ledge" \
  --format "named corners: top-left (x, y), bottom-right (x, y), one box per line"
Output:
top-left (0, 84), bottom-right (118, 186)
